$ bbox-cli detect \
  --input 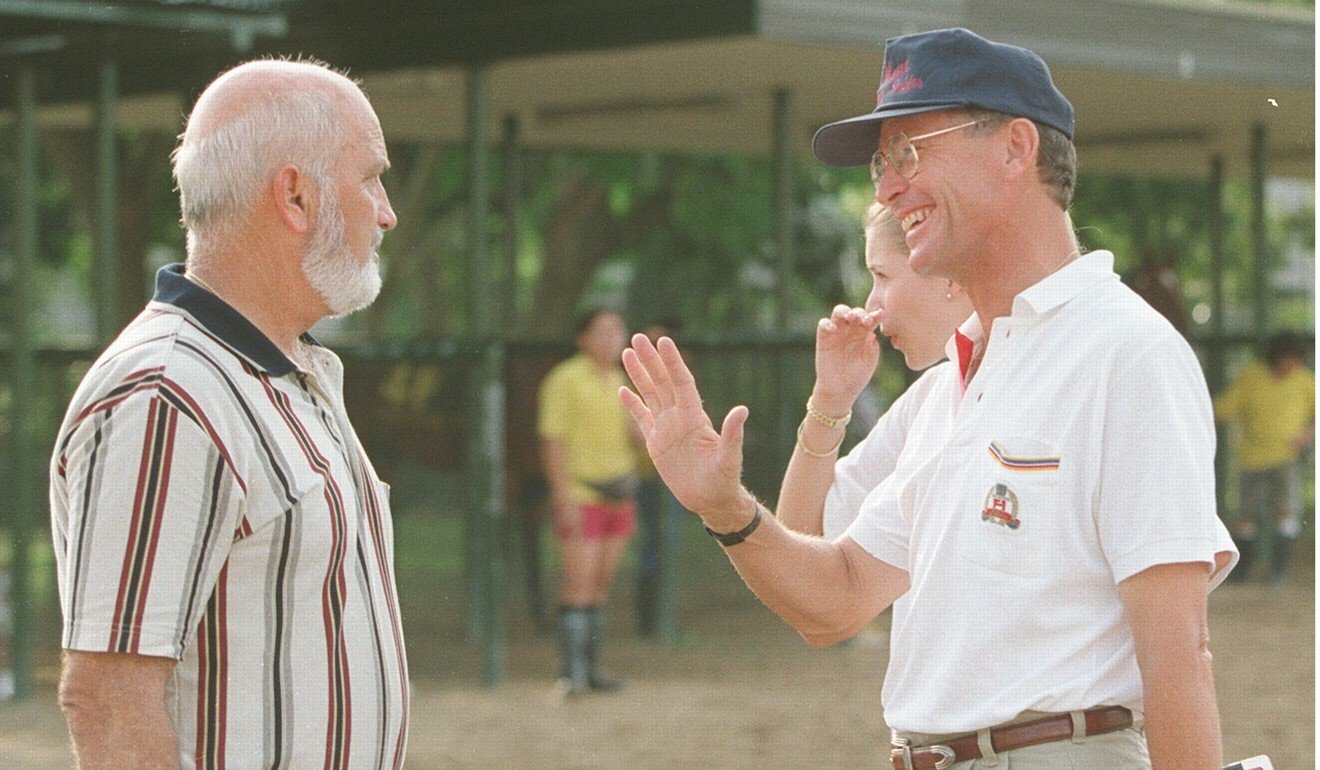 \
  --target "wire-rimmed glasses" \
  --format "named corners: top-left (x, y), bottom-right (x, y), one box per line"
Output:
top-left (869, 119), bottom-right (983, 183)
